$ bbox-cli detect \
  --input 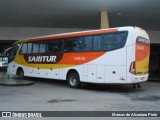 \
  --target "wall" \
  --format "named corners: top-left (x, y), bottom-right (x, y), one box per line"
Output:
top-left (0, 27), bottom-right (87, 40)
top-left (147, 31), bottom-right (160, 43)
